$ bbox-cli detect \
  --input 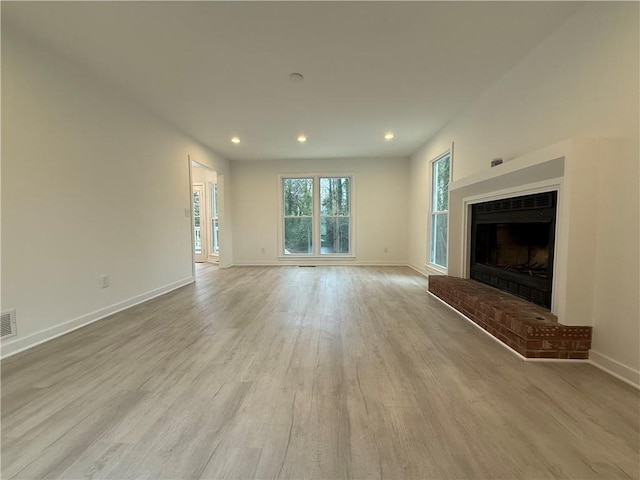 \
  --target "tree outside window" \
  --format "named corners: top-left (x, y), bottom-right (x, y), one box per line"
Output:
top-left (320, 178), bottom-right (350, 254)
top-left (282, 176), bottom-right (351, 256)
top-left (430, 153), bottom-right (450, 268)
top-left (211, 184), bottom-right (219, 254)
top-left (283, 178), bottom-right (314, 254)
